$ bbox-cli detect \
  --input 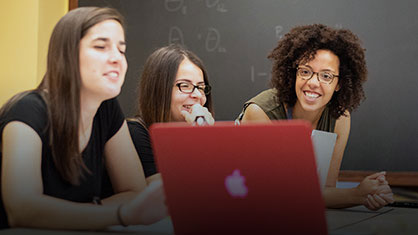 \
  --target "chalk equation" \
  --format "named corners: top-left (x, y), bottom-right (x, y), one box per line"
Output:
top-left (164, 0), bottom-right (187, 14)
top-left (164, 0), bottom-right (228, 14)
top-left (169, 26), bottom-right (226, 53)
top-left (275, 25), bottom-right (284, 39)
top-left (205, 0), bottom-right (228, 12)
top-left (250, 66), bottom-right (269, 83)
top-left (168, 26), bottom-right (185, 45)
